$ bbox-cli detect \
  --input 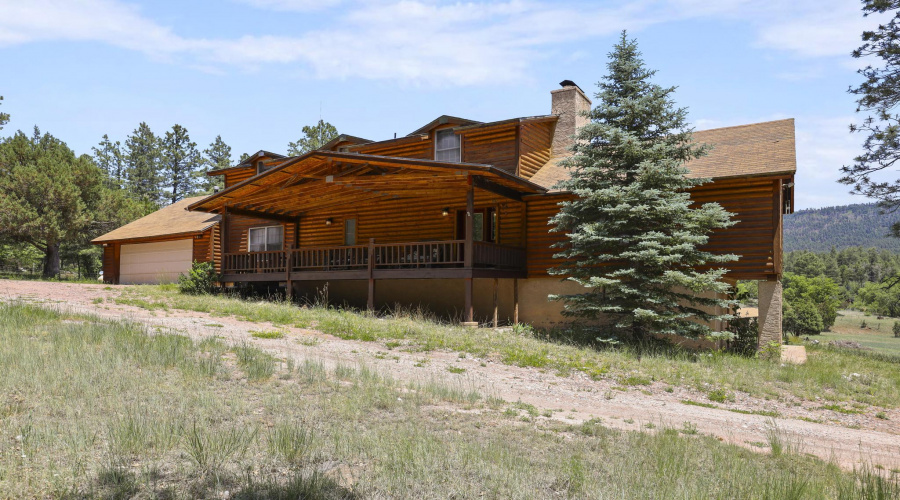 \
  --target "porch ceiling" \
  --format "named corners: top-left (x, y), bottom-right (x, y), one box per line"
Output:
top-left (188, 151), bottom-right (546, 218)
